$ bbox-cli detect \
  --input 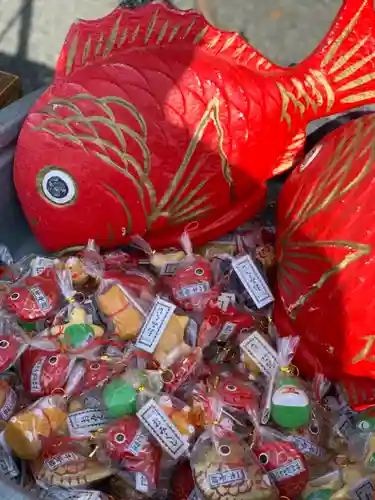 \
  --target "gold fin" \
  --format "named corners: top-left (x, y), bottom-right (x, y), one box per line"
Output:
top-left (272, 130), bottom-right (306, 176)
top-left (66, 32), bottom-right (79, 75)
